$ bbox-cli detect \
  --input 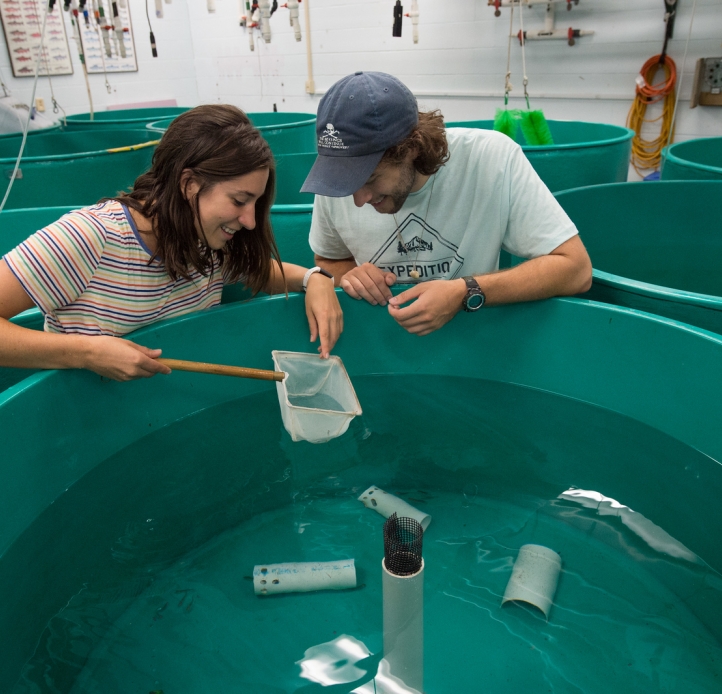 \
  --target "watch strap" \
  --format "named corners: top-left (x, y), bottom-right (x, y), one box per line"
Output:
top-left (302, 266), bottom-right (334, 291)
